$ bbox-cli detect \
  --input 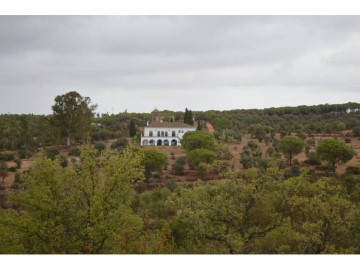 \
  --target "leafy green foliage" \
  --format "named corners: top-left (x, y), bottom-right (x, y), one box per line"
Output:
top-left (172, 157), bottom-right (186, 175)
top-left (110, 139), bottom-right (128, 150)
top-left (68, 147), bottom-right (81, 157)
top-left (187, 149), bottom-right (216, 169)
top-left (43, 147), bottom-right (60, 160)
top-left (51, 91), bottom-right (97, 145)
top-left (94, 142), bottom-right (106, 154)
top-left (183, 108), bottom-right (194, 126)
top-left (142, 149), bottom-right (167, 180)
top-left (3, 145), bottom-right (145, 254)
top-left (129, 119), bottom-right (136, 138)
top-left (240, 140), bottom-right (262, 169)
top-left (181, 131), bottom-right (216, 152)
top-left (18, 144), bottom-right (34, 159)
top-left (278, 136), bottom-right (304, 166)
top-left (316, 138), bottom-right (355, 172)
top-left (0, 153), bottom-right (14, 161)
